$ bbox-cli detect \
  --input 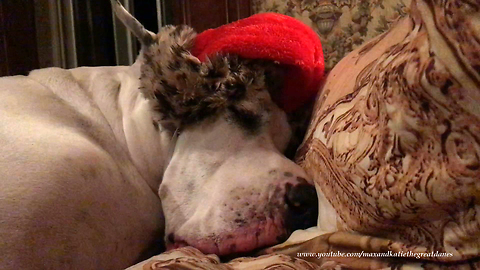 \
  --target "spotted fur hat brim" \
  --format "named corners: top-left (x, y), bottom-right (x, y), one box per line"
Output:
top-left (140, 25), bottom-right (279, 131)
